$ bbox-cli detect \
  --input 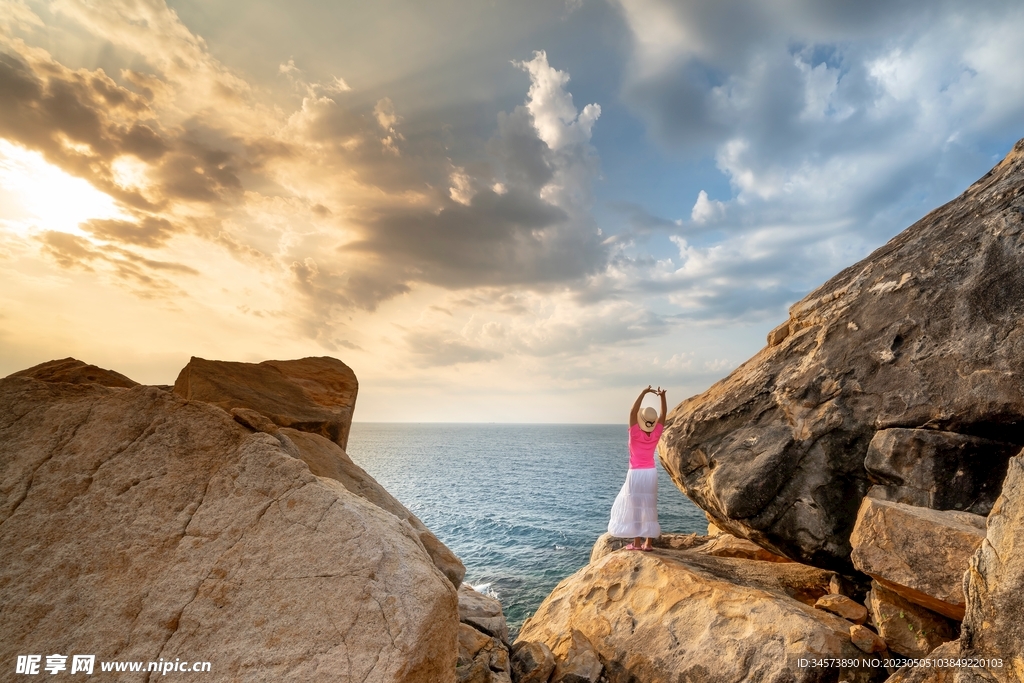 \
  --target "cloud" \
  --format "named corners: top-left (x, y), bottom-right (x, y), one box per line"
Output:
top-left (405, 328), bottom-right (503, 367)
top-left (690, 190), bottom-right (725, 224)
top-left (37, 230), bottom-right (197, 296)
top-left (514, 51), bottom-right (601, 151)
top-left (595, 0), bottom-right (1024, 324)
